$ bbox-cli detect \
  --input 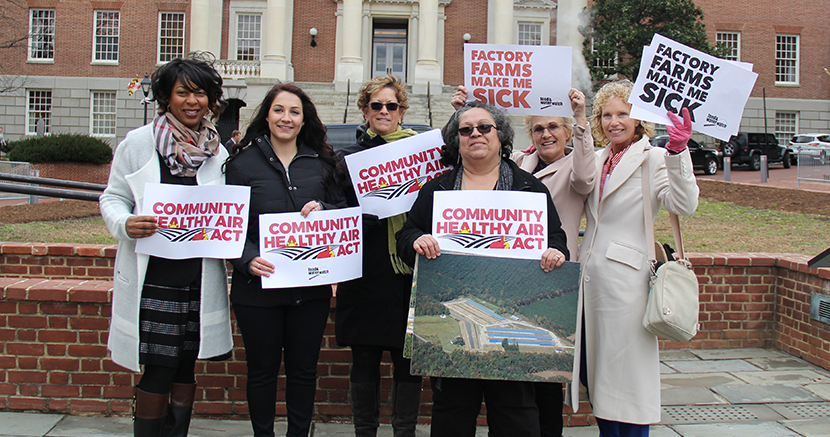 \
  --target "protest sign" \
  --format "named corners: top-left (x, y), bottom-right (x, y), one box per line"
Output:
top-left (258, 207), bottom-right (362, 288)
top-left (629, 33), bottom-right (758, 142)
top-left (464, 43), bottom-right (572, 116)
top-left (409, 252), bottom-right (580, 382)
top-left (345, 129), bottom-right (449, 219)
top-left (432, 191), bottom-right (547, 260)
top-left (136, 183), bottom-right (250, 259)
